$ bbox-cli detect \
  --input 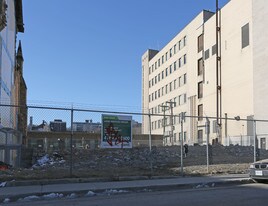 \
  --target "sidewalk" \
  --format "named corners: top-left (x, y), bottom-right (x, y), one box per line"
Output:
top-left (0, 174), bottom-right (251, 200)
